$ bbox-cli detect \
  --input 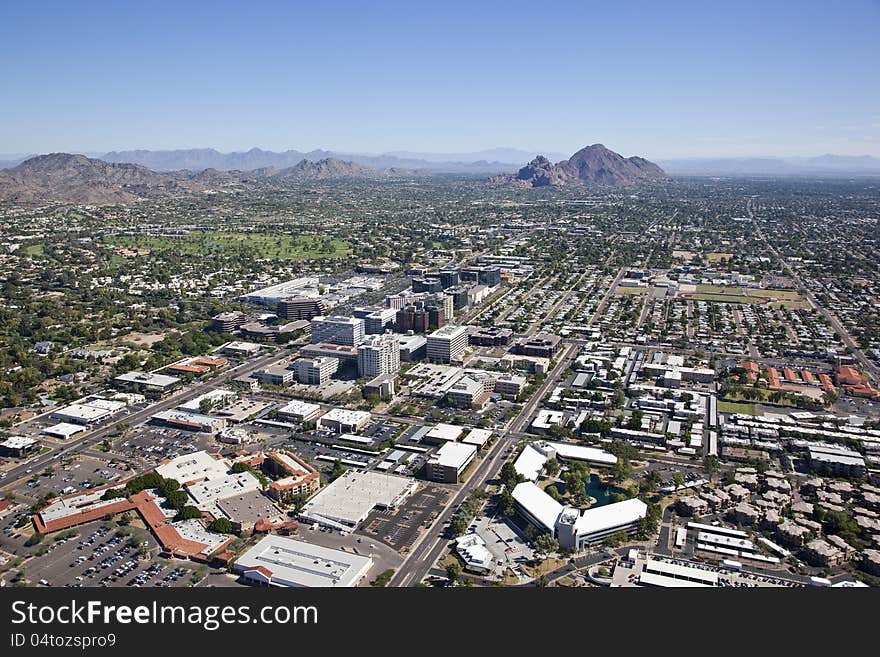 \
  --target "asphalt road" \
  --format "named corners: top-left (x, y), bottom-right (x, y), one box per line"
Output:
top-left (750, 206), bottom-right (879, 383)
top-left (1, 347), bottom-right (289, 491)
top-left (389, 343), bottom-right (578, 587)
